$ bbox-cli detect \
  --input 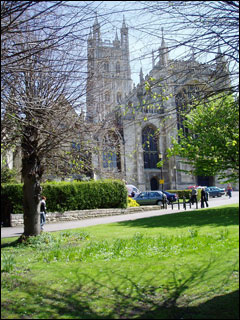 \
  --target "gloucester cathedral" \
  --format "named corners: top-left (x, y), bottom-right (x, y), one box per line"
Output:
top-left (86, 16), bottom-right (230, 191)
